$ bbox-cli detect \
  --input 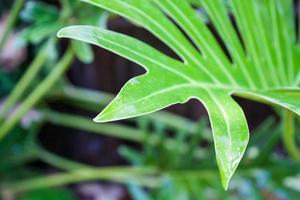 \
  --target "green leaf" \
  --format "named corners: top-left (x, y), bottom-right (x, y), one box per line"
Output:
top-left (21, 1), bottom-right (58, 24)
top-left (237, 89), bottom-right (300, 116)
top-left (20, 21), bottom-right (64, 44)
top-left (58, 0), bottom-right (300, 189)
top-left (71, 40), bottom-right (94, 64)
